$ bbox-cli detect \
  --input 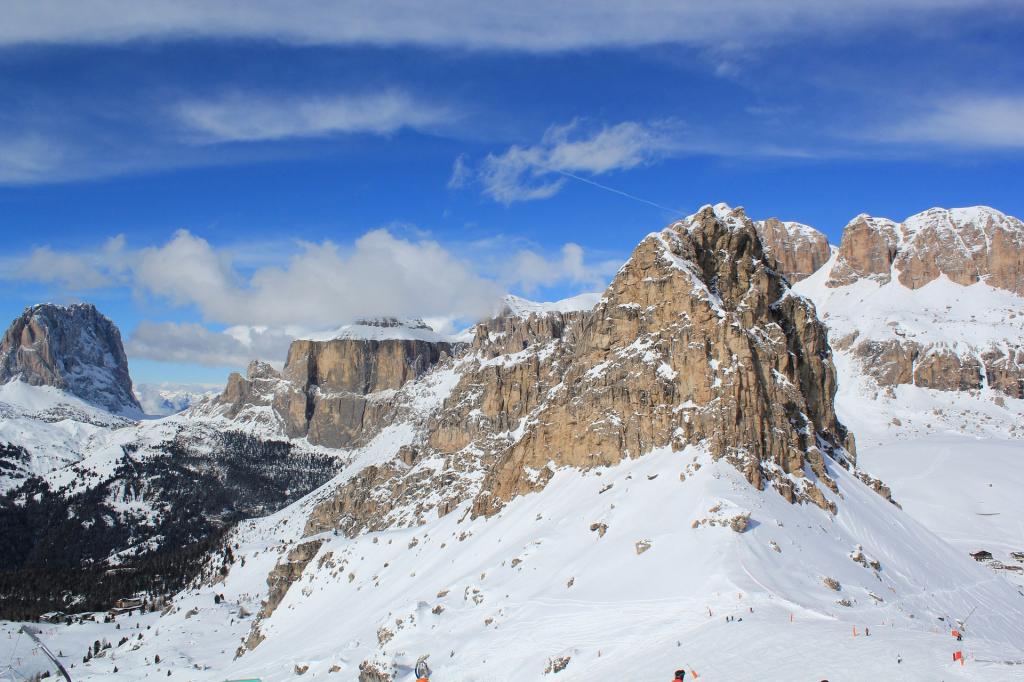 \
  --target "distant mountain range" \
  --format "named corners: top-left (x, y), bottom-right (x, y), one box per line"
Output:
top-left (1, 203), bottom-right (1022, 680)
